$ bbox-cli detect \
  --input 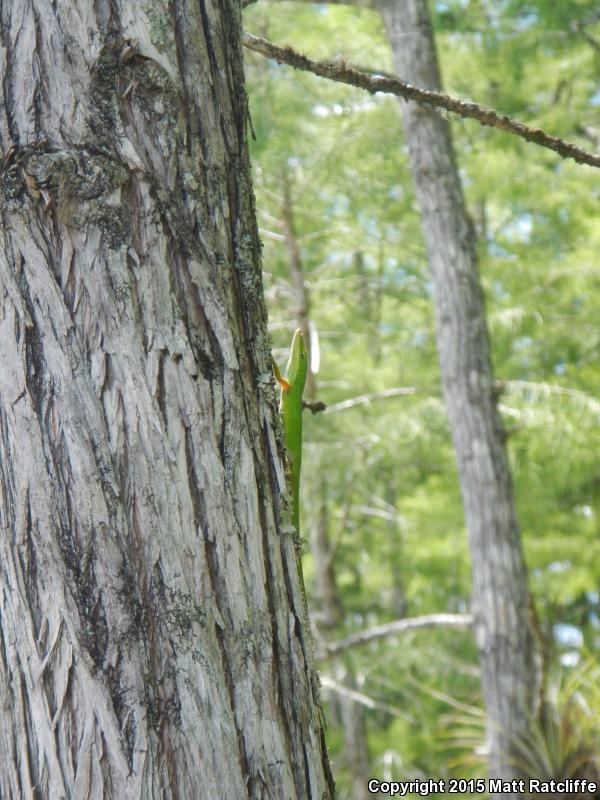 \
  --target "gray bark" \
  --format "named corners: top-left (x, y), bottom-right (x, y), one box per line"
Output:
top-left (338, 673), bottom-right (371, 800)
top-left (374, 0), bottom-right (537, 787)
top-left (0, 1), bottom-right (334, 798)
